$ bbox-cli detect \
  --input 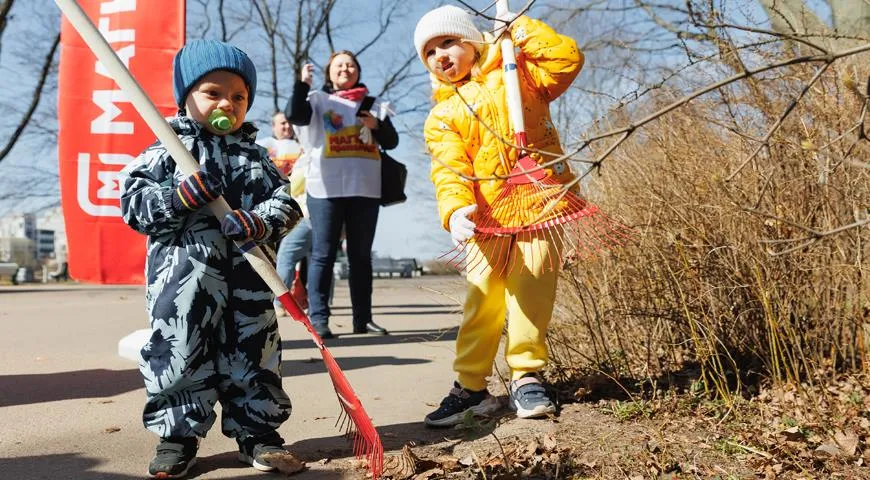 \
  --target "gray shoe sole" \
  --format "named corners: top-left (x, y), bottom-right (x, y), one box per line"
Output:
top-left (238, 452), bottom-right (276, 472)
top-left (424, 395), bottom-right (502, 427)
top-left (512, 397), bottom-right (556, 418)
